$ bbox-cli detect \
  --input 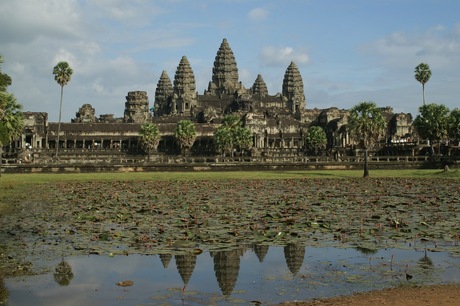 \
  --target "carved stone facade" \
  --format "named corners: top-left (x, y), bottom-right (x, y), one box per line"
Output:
top-left (4, 38), bottom-right (417, 161)
top-left (154, 70), bottom-right (173, 117)
top-left (207, 38), bottom-right (241, 96)
top-left (123, 91), bottom-right (150, 123)
top-left (172, 56), bottom-right (197, 115)
top-left (282, 62), bottom-right (306, 115)
top-left (72, 104), bottom-right (96, 123)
